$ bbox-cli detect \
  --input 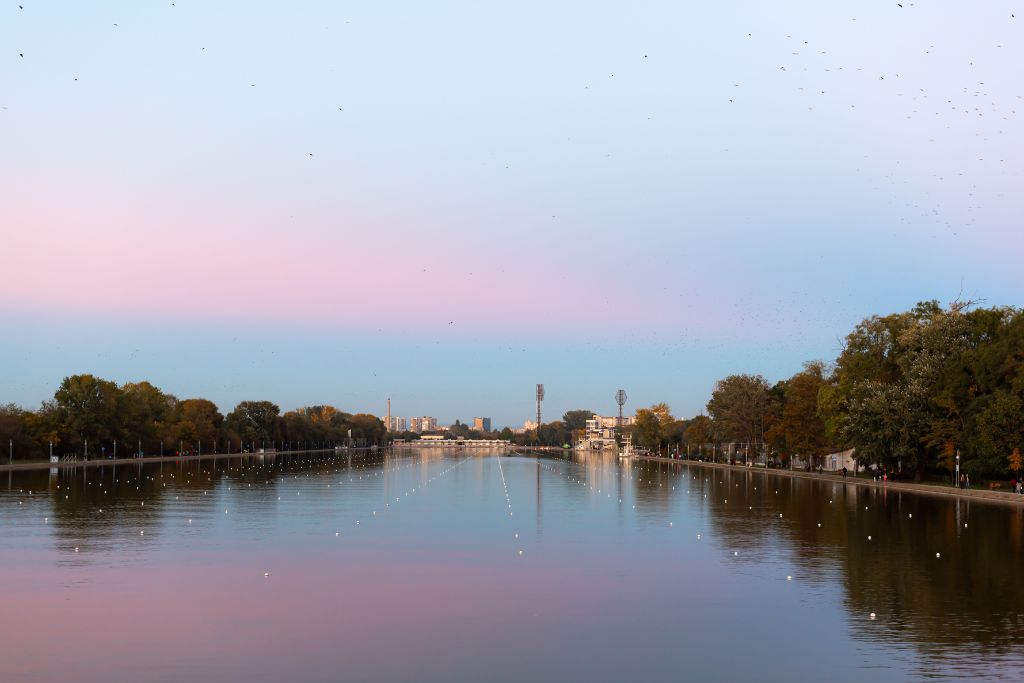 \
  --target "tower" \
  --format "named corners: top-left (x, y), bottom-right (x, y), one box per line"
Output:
top-left (535, 384), bottom-right (544, 437)
top-left (615, 389), bottom-right (627, 425)
top-left (386, 398), bottom-right (391, 432)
